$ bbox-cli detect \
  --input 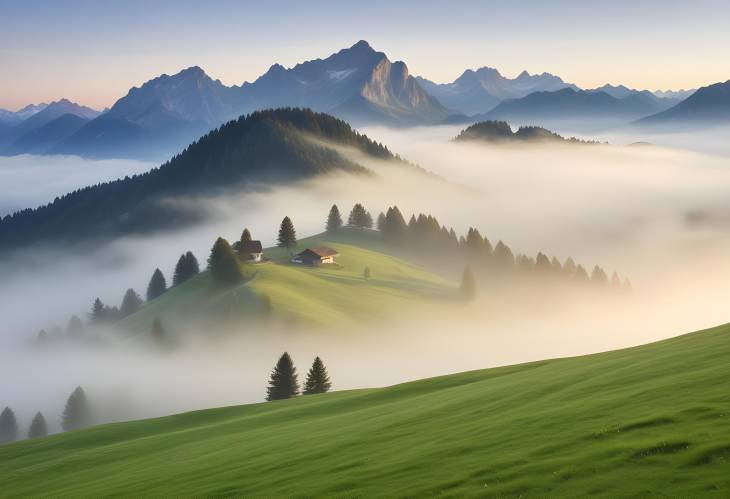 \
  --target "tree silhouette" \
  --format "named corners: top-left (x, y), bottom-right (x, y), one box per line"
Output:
top-left (28, 412), bottom-right (48, 439)
top-left (66, 314), bottom-right (85, 338)
top-left (266, 352), bottom-right (299, 401)
top-left (207, 237), bottom-right (243, 285)
top-left (90, 298), bottom-right (106, 323)
top-left (146, 268), bottom-right (167, 301)
top-left (460, 265), bottom-right (477, 300)
top-left (277, 217), bottom-right (297, 249)
top-left (237, 228), bottom-right (253, 258)
top-left (303, 357), bottom-right (332, 395)
top-left (0, 407), bottom-right (18, 444)
top-left (173, 251), bottom-right (199, 286)
top-left (326, 205), bottom-right (343, 233)
top-left (120, 288), bottom-right (143, 318)
top-left (62, 386), bottom-right (92, 431)
top-left (348, 203), bottom-right (372, 229)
